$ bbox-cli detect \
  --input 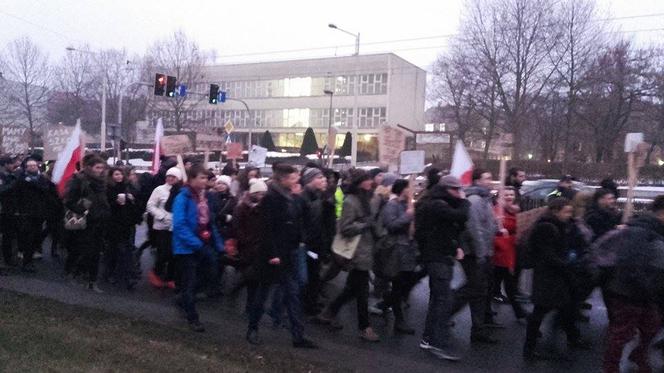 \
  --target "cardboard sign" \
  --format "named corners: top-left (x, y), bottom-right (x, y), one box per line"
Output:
top-left (43, 124), bottom-right (75, 160)
top-left (379, 125), bottom-right (406, 166)
top-left (624, 133), bottom-right (644, 153)
top-left (248, 145), bottom-right (268, 167)
top-left (196, 133), bottom-right (225, 151)
top-left (161, 135), bottom-right (193, 155)
top-left (0, 126), bottom-right (29, 155)
top-left (226, 142), bottom-right (243, 159)
top-left (399, 150), bottom-right (425, 175)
